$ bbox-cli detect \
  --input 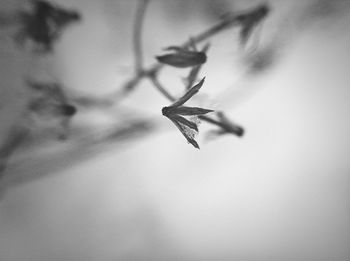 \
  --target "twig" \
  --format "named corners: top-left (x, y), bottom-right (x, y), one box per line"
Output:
top-left (118, 9), bottom-right (241, 96)
top-left (73, 3), bottom-right (245, 135)
top-left (133, 0), bottom-right (150, 74)
top-left (127, 4), bottom-right (245, 134)
top-left (147, 74), bottom-right (243, 136)
top-left (74, 9), bottom-right (242, 107)
top-left (199, 115), bottom-right (244, 137)
top-left (0, 118), bottom-right (157, 194)
top-left (148, 75), bottom-right (175, 102)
